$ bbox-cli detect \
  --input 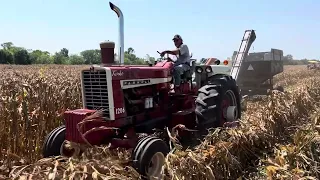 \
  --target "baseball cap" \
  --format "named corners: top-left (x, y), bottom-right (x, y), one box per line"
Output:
top-left (172, 34), bottom-right (182, 40)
